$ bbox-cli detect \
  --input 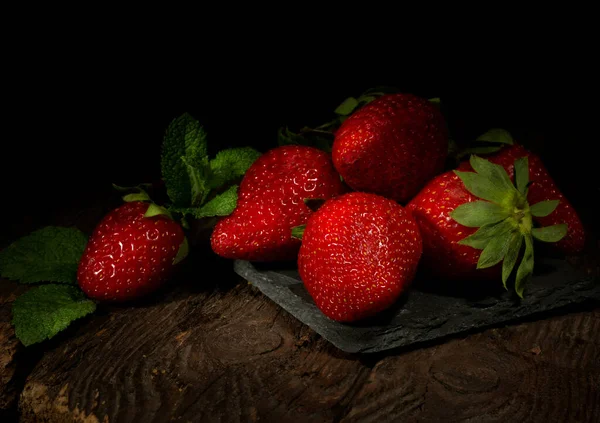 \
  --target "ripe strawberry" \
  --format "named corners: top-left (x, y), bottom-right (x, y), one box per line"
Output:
top-left (457, 143), bottom-right (585, 254)
top-left (407, 154), bottom-right (576, 297)
top-left (210, 145), bottom-right (346, 261)
top-left (332, 93), bottom-right (448, 203)
top-left (77, 201), bottom-right (187, 302)
top-left (297, 192), bottom-right (423, 322)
